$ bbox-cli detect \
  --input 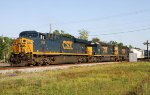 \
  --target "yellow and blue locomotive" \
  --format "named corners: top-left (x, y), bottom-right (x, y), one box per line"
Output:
top-left (10, 31), bottom-right (129, 66)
